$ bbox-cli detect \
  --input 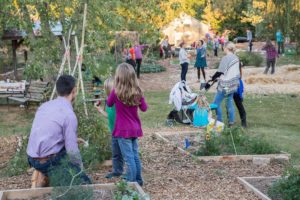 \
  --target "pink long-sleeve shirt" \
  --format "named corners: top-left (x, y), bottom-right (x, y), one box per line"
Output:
top-left (107, 89), bottom-right (147, 138)
top-left (134, 45), bottom-right (147, 59)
